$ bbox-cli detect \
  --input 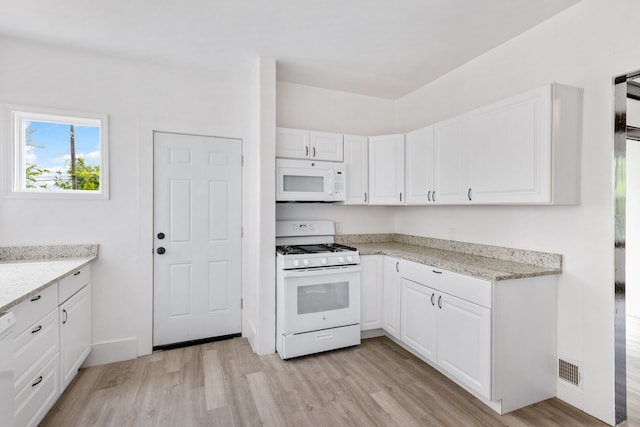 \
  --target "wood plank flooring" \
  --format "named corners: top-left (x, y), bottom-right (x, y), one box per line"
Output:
top-left (41, 336), bottom-right (615, 427)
